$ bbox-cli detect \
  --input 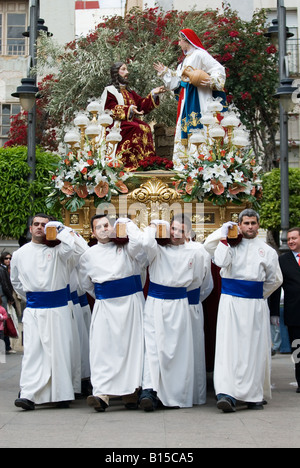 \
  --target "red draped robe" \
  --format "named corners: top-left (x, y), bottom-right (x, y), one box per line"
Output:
top-left (103, 85), bottom-right (159, 169)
